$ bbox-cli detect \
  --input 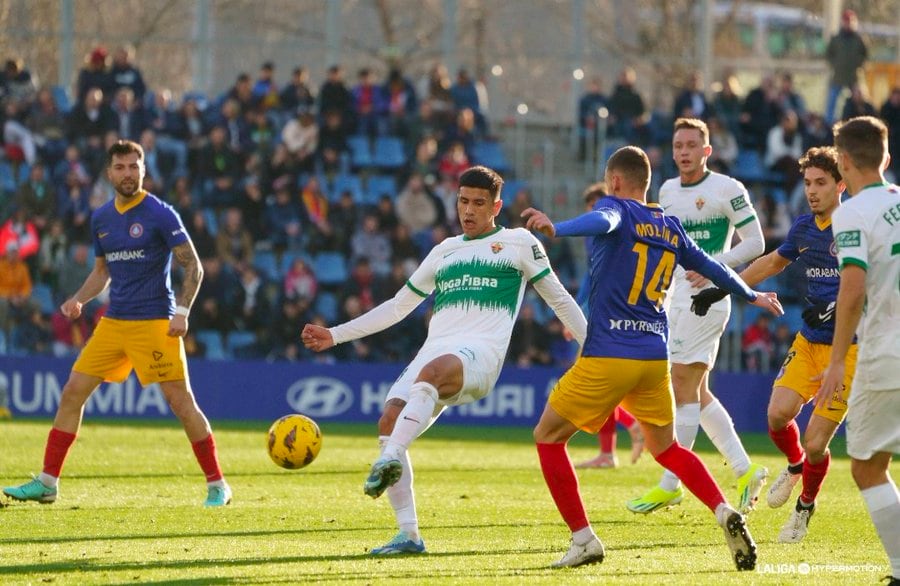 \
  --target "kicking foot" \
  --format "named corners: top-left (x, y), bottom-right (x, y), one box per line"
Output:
top-left (736, 463), bottom-right (768, 514)
top-left (370, 531), bottom-right (426, 555)
top-left (3, 476), bottom-right (57, 504)
top-left (551, 536), bottom-right (605, 568)
top-left (575, 453), bottom-right (618, 469)
top-left (626, 485), bottom-right (684, 514)
top-left (718, 506), bottom-right (757, 571)
top-left (363, 457), bottom-right (403, 499)
top-left (767, 466), bottom-right (801, 508)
